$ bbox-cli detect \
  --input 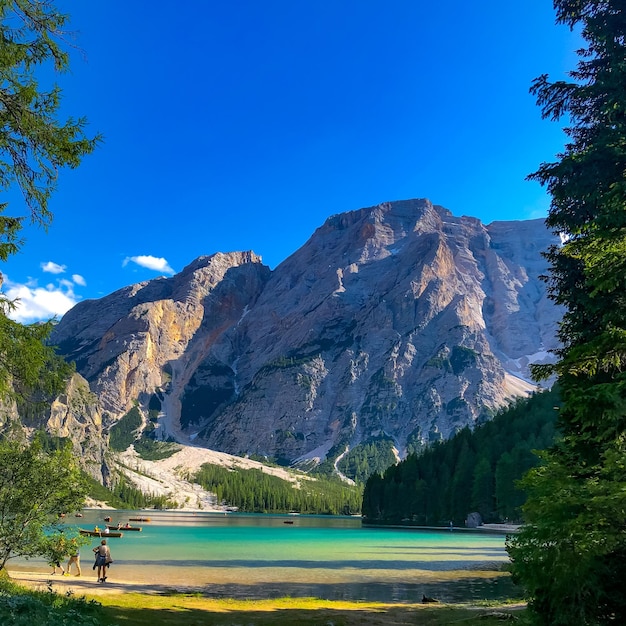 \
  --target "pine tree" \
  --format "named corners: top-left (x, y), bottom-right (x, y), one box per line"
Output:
top-left (507, 2), bottom-right (626, 624)
top-left (0, 1), bottom-right (99, 401)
